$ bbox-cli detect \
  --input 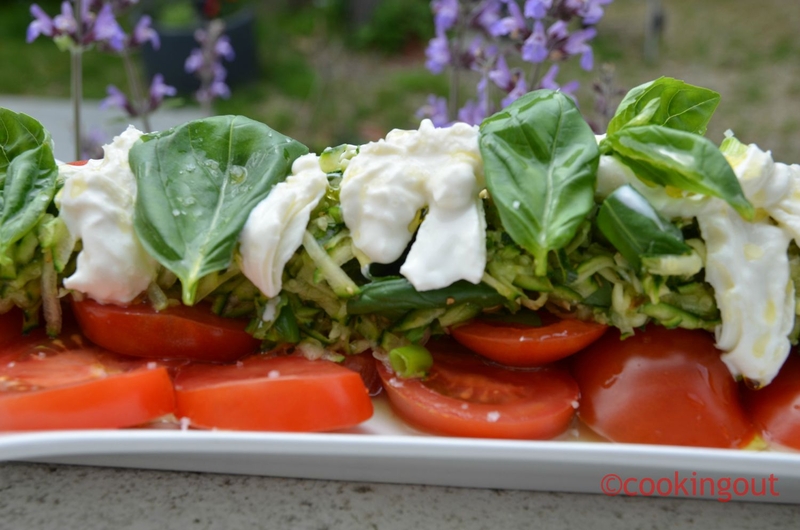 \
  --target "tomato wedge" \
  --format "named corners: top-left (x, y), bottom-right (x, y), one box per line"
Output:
top-left (173, 355), bottom-right (373, 431)
top-left (571, 325), bottom-right (755, 448)
top-left (450, 316), bottom-right (608, 366)
top-left (0, 331), bottom-right (175, 431)
top-left (72, 297), bottom-right (260, 362)
top-left (377, 338), bottom-right (579, 439)
top-left (744, 353), bottom-right (800, 450)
